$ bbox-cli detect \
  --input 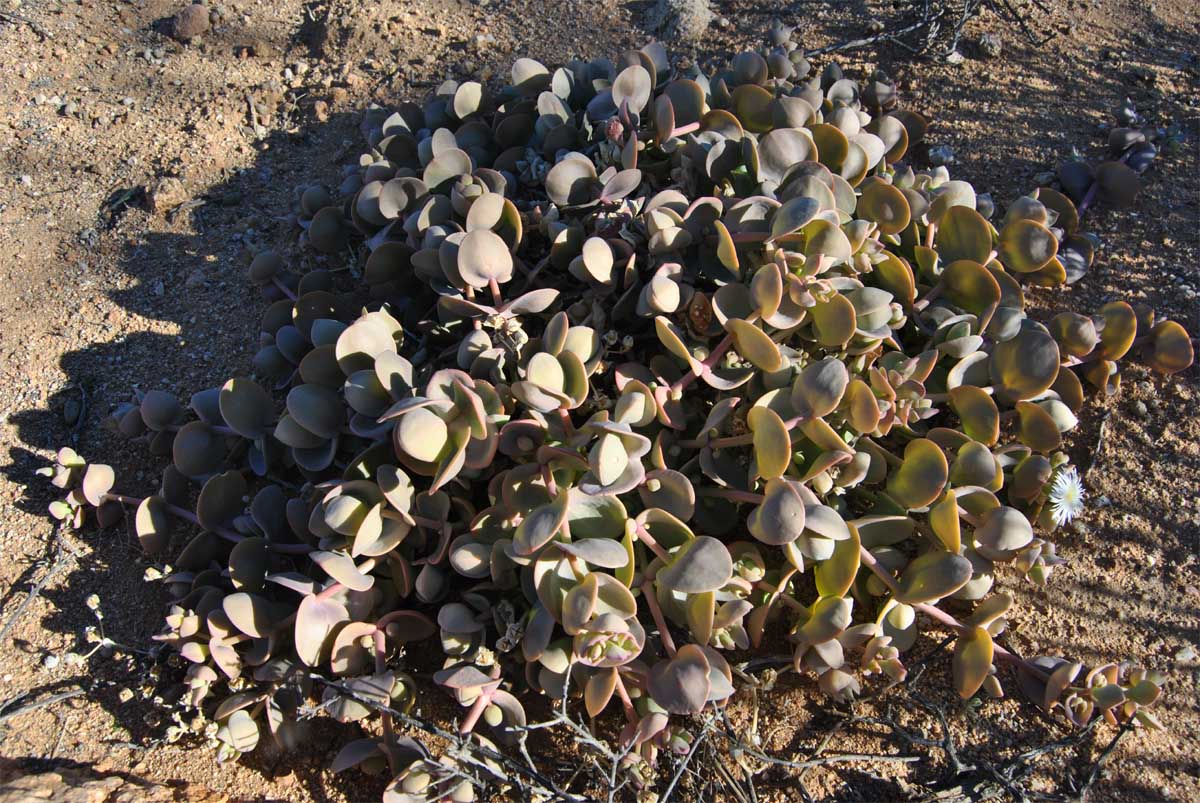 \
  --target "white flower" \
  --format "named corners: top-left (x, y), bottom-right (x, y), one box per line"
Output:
top-left (1048, 466), bottom-right (1085, 526)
